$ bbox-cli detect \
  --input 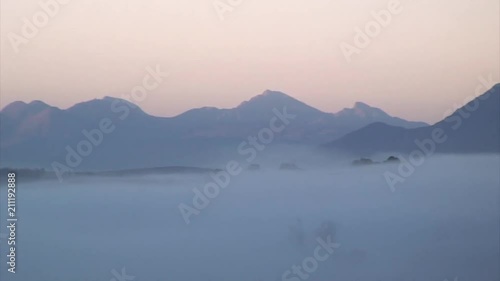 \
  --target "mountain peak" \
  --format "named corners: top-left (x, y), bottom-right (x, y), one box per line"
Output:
top-left (241, 89), bottom-right (293, 105)
top-left (353, 101), bottom-right (372, 110)
top-left (1, 100), bottom-right (54, 119)
top-left (238, 89), bottom-right (293, 107)
top-left (335, 101), bottom-right (385, 118)
top-left (28, 100), bottom-right (50, 106)
top-left (327, 85), bottom-right (499, 154)
top-left (1, 101), bottom-right (27, 112)
top-left (102, 96), bottom-right (135, 104)
top-left (69, 96), bottom-right (140, 110)
top-left (236, 90), bottom-right (324, 116)
top-left (334, 101), bottom-right (428, 128)
top-left (66, 96), bottom-right (147, 118)
top-left (261, 89), bottom-right (288, 97)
